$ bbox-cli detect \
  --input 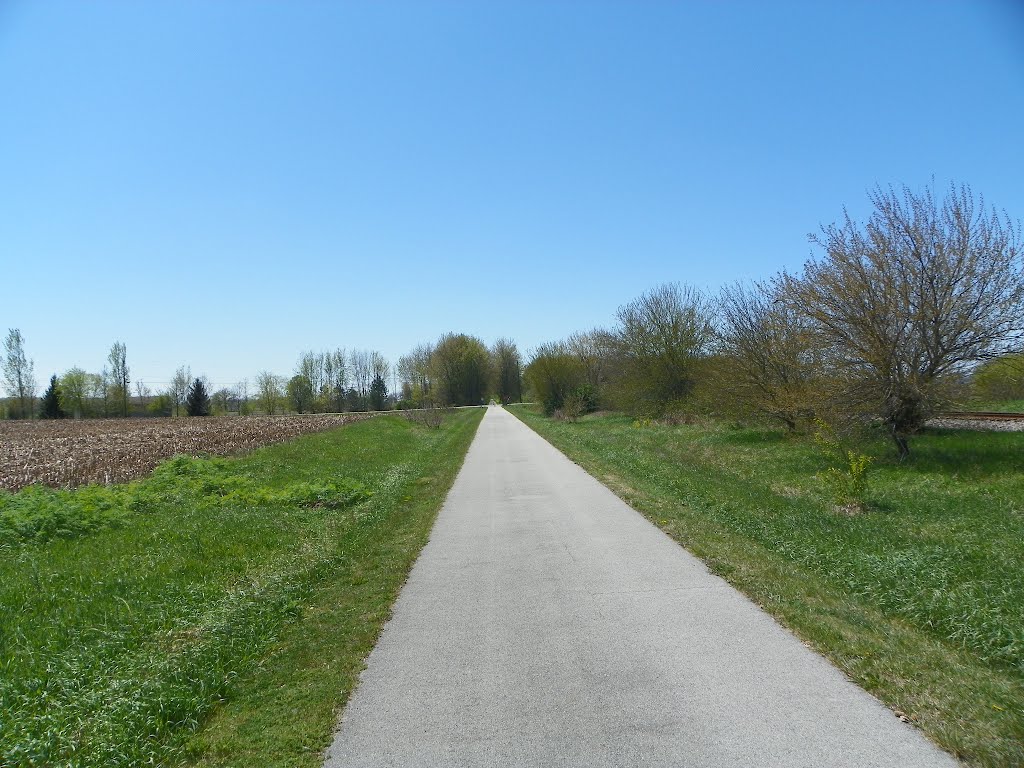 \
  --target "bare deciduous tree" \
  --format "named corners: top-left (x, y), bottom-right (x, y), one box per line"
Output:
top-left (170, 366), bottom-right (192, 418)
top-left (784, 181), bottom-right (1024, 458)
top-left (564, 329), bottom-right (618, 400)
top-left (349, 349), bottom-right (372, 400)
top-left (2, 328), bottom-right (36, 419)
top-left (236, 378), bottom-right (251, 415)
top-left (297, 351), bottom-right (325, 412)
top-left (717, 281), bottom-right (821, 432)
top-left (211, 387), bottom-right (233, 415)
top-left (611, 283), bottom-right (716, 416)
top-left (134, 380), bottom-right (152, 413)
top-left (97, 367), bottom-right (111, 417)
top-left (108, 341), bottom-right (130, 417)
top-left (326, 348), bottom-right (348, 411)
top-left (398, 343), bottom-right (434, 407)
top-left (370, 351), bottom-right (389, 390)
